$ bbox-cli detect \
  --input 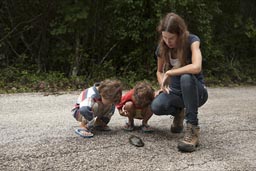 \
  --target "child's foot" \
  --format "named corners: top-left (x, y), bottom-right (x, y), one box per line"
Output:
top-left (123, 122), bottom-right (134, 131)
top-left (94, 118), bottom-right (111, 131)
top-left (75, 128), bottom-right (94, 138)
top-left (141, 124), bottom-right (153, 133)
